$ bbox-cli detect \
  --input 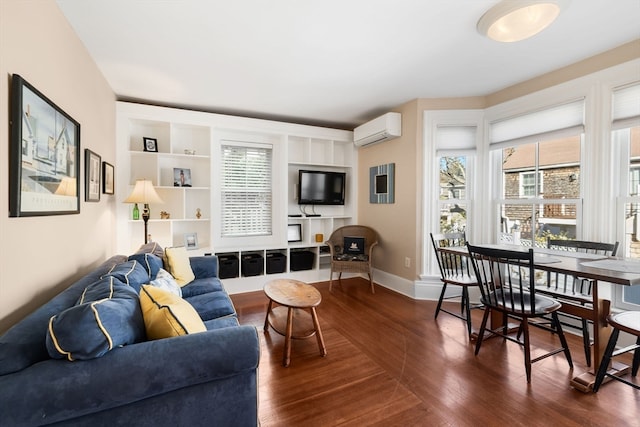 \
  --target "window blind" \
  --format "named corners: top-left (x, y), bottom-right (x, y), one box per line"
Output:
top-left (612, 82), bottom-right (640, 130)
top-left (490, 99), bottom-right (585, 149)
top-left (221, 142), bottom-right (273, 237)
top-left (436, 126), bottom-right (476, 155)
